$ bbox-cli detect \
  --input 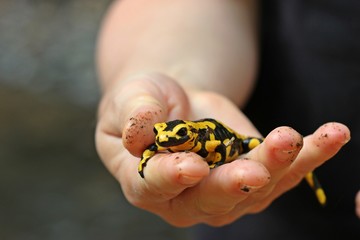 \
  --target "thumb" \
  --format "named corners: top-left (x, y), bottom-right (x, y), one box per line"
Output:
top-left (98, 73), bottom-right (190, 157)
